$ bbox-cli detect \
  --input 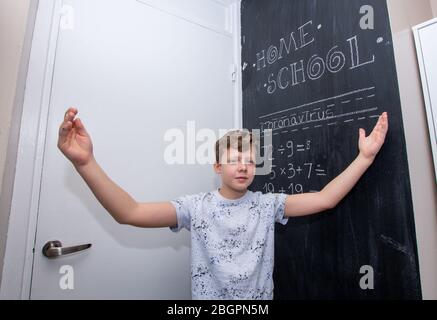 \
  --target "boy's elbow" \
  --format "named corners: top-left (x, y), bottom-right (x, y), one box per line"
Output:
top-left (114, 215), bottom-right (131, 225)
top-left (114, 205), bottom-right (139, 226)
top-left (325, 200), bottom-right (336, 210)
top-left (319, 192), bottom-right (336, 210)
